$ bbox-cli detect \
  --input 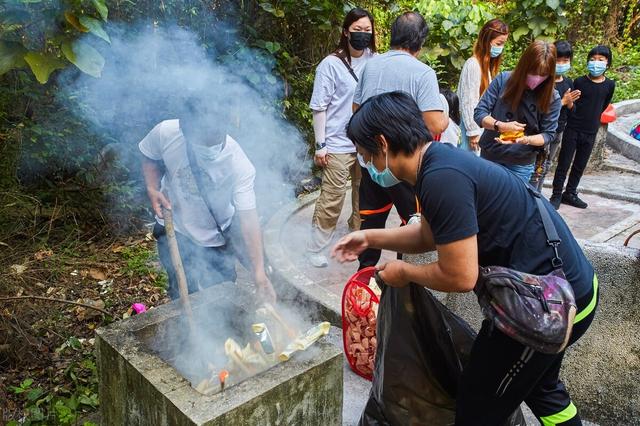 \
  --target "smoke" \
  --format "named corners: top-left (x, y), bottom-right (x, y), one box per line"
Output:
top-left (59, 20), bottom-right (307, 216)
top-left (57, 16), bottom-right (323, 386)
